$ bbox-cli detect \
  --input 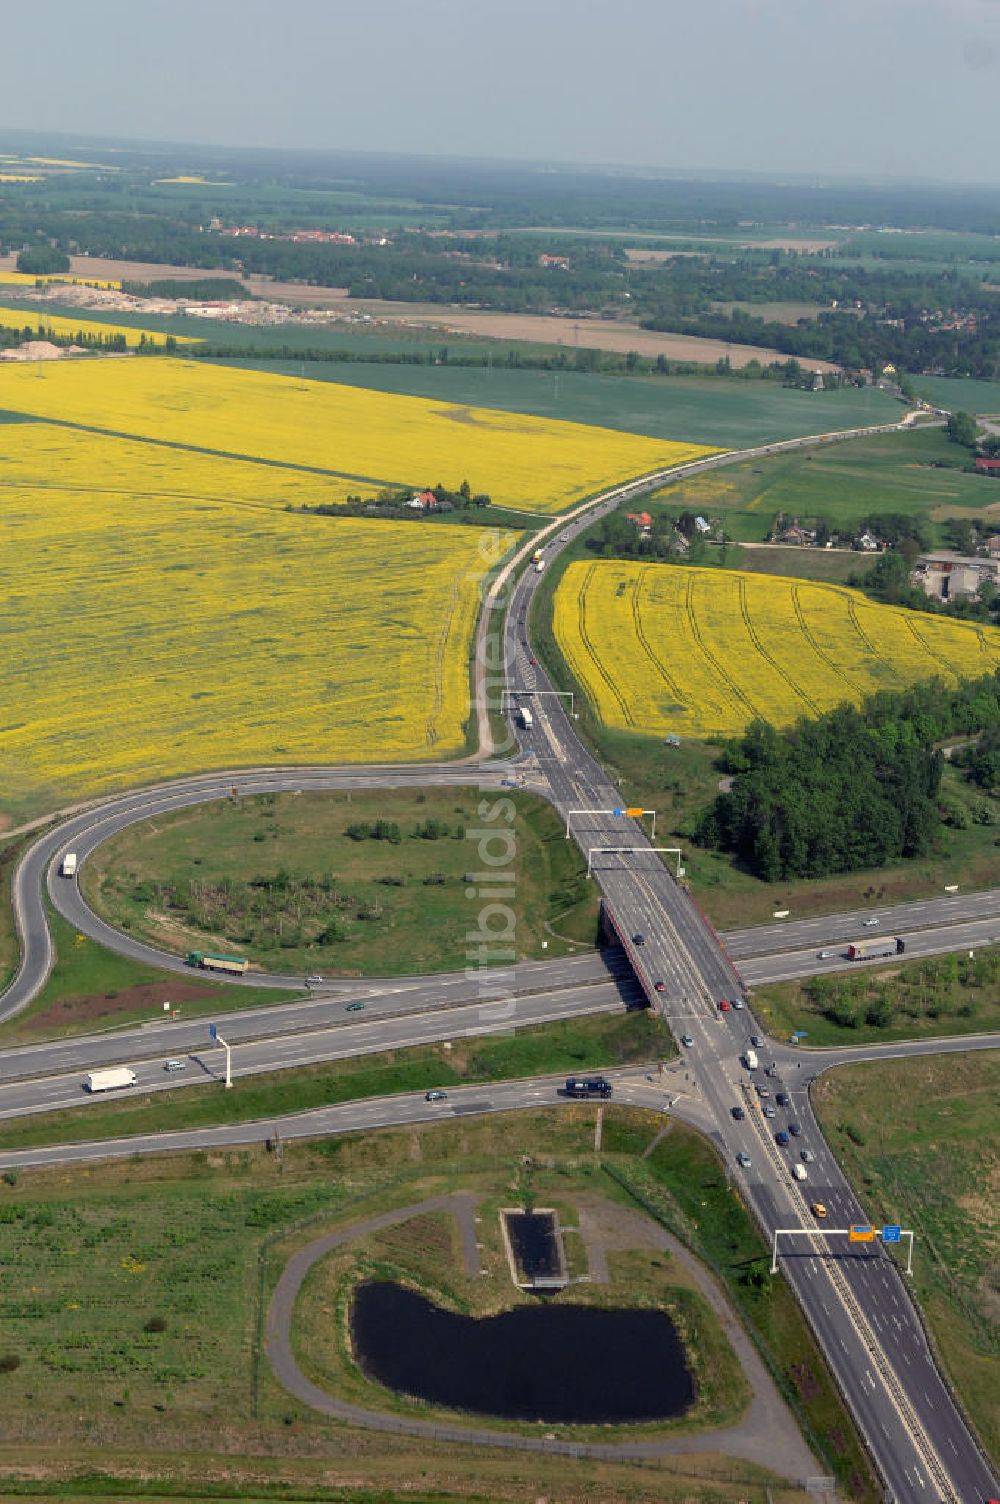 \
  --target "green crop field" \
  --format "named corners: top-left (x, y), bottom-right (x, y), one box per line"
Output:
top-left (84, 787), bottom-right (600, 978)
top-left (912, 374), bottom-right (1000, 417)
top-left (814, 1051), bottom-right (1000, 1470)
top-left (221, 358), bottom-right (901, 447)
top-left (645, 425), bottom-right (992, 545)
